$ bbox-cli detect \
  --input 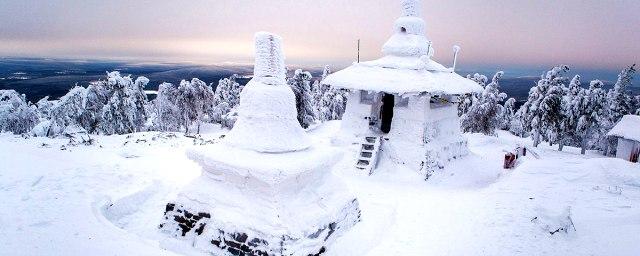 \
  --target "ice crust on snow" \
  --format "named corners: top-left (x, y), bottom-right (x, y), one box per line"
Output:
top-left (224, 32), bottom-right (310, 153)
top-left (607, 115), bottom-right (640, 142)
